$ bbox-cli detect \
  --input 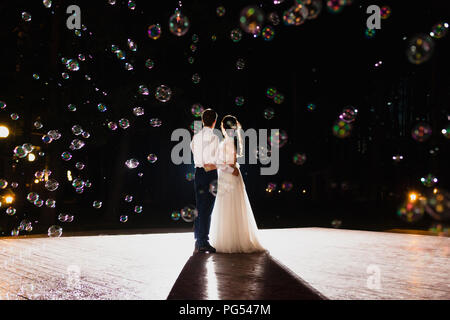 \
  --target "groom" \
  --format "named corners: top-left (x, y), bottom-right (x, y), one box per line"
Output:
top-left (190, 109), bottom-right (238, 253)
